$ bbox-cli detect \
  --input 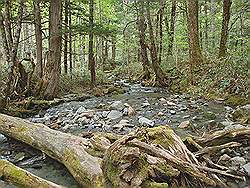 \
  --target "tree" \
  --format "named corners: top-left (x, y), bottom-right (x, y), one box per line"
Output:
top-left (186, 0), bottom-right (203, 85)
top-left (218, 0), bottom-right (232, 58)
top-left (168, 0), bottom-right (177, 55)
top-left (88, 0), bottom-right (96, 86)
top-left (146, 0), bottom-right (169, 86)
top-left (41, 0), bottom-right (62, 99)
top-left (136, 1), bottom-right (150, 80)
top-left (34, 0), bottom-right (43, 79)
